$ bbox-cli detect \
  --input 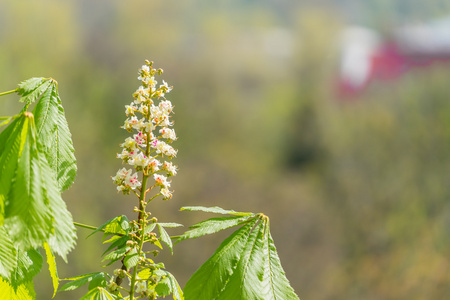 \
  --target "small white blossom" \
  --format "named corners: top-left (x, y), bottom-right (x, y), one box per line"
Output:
top-left (160, 128), bottom-right (177, 141)
top-left (162, 161), bottom-right (177, 176)
top-left (161, 187), bottom-right (173, 200)
top-left (154, 174), bottom-right (170, 188)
